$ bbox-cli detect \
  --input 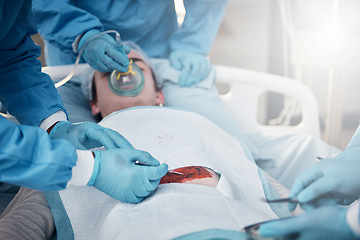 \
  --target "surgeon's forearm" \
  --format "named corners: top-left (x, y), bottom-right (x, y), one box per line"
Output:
top-left (346, 201), bottom-right (360, 237)
top-left (32, 0), bottom-right (103, 52)
top-left (40, 110), bottom-right (67, 131)
top-left (170, 0), bottom-right (228, 55)
top-left (41, 116), bottom-right (97, 187)
top-left (67, 150), bottom-right (95, 186)
top-left (0, 118), bottom-right (77, 191)
top-left (0, 2), bottom-right (66, 126)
